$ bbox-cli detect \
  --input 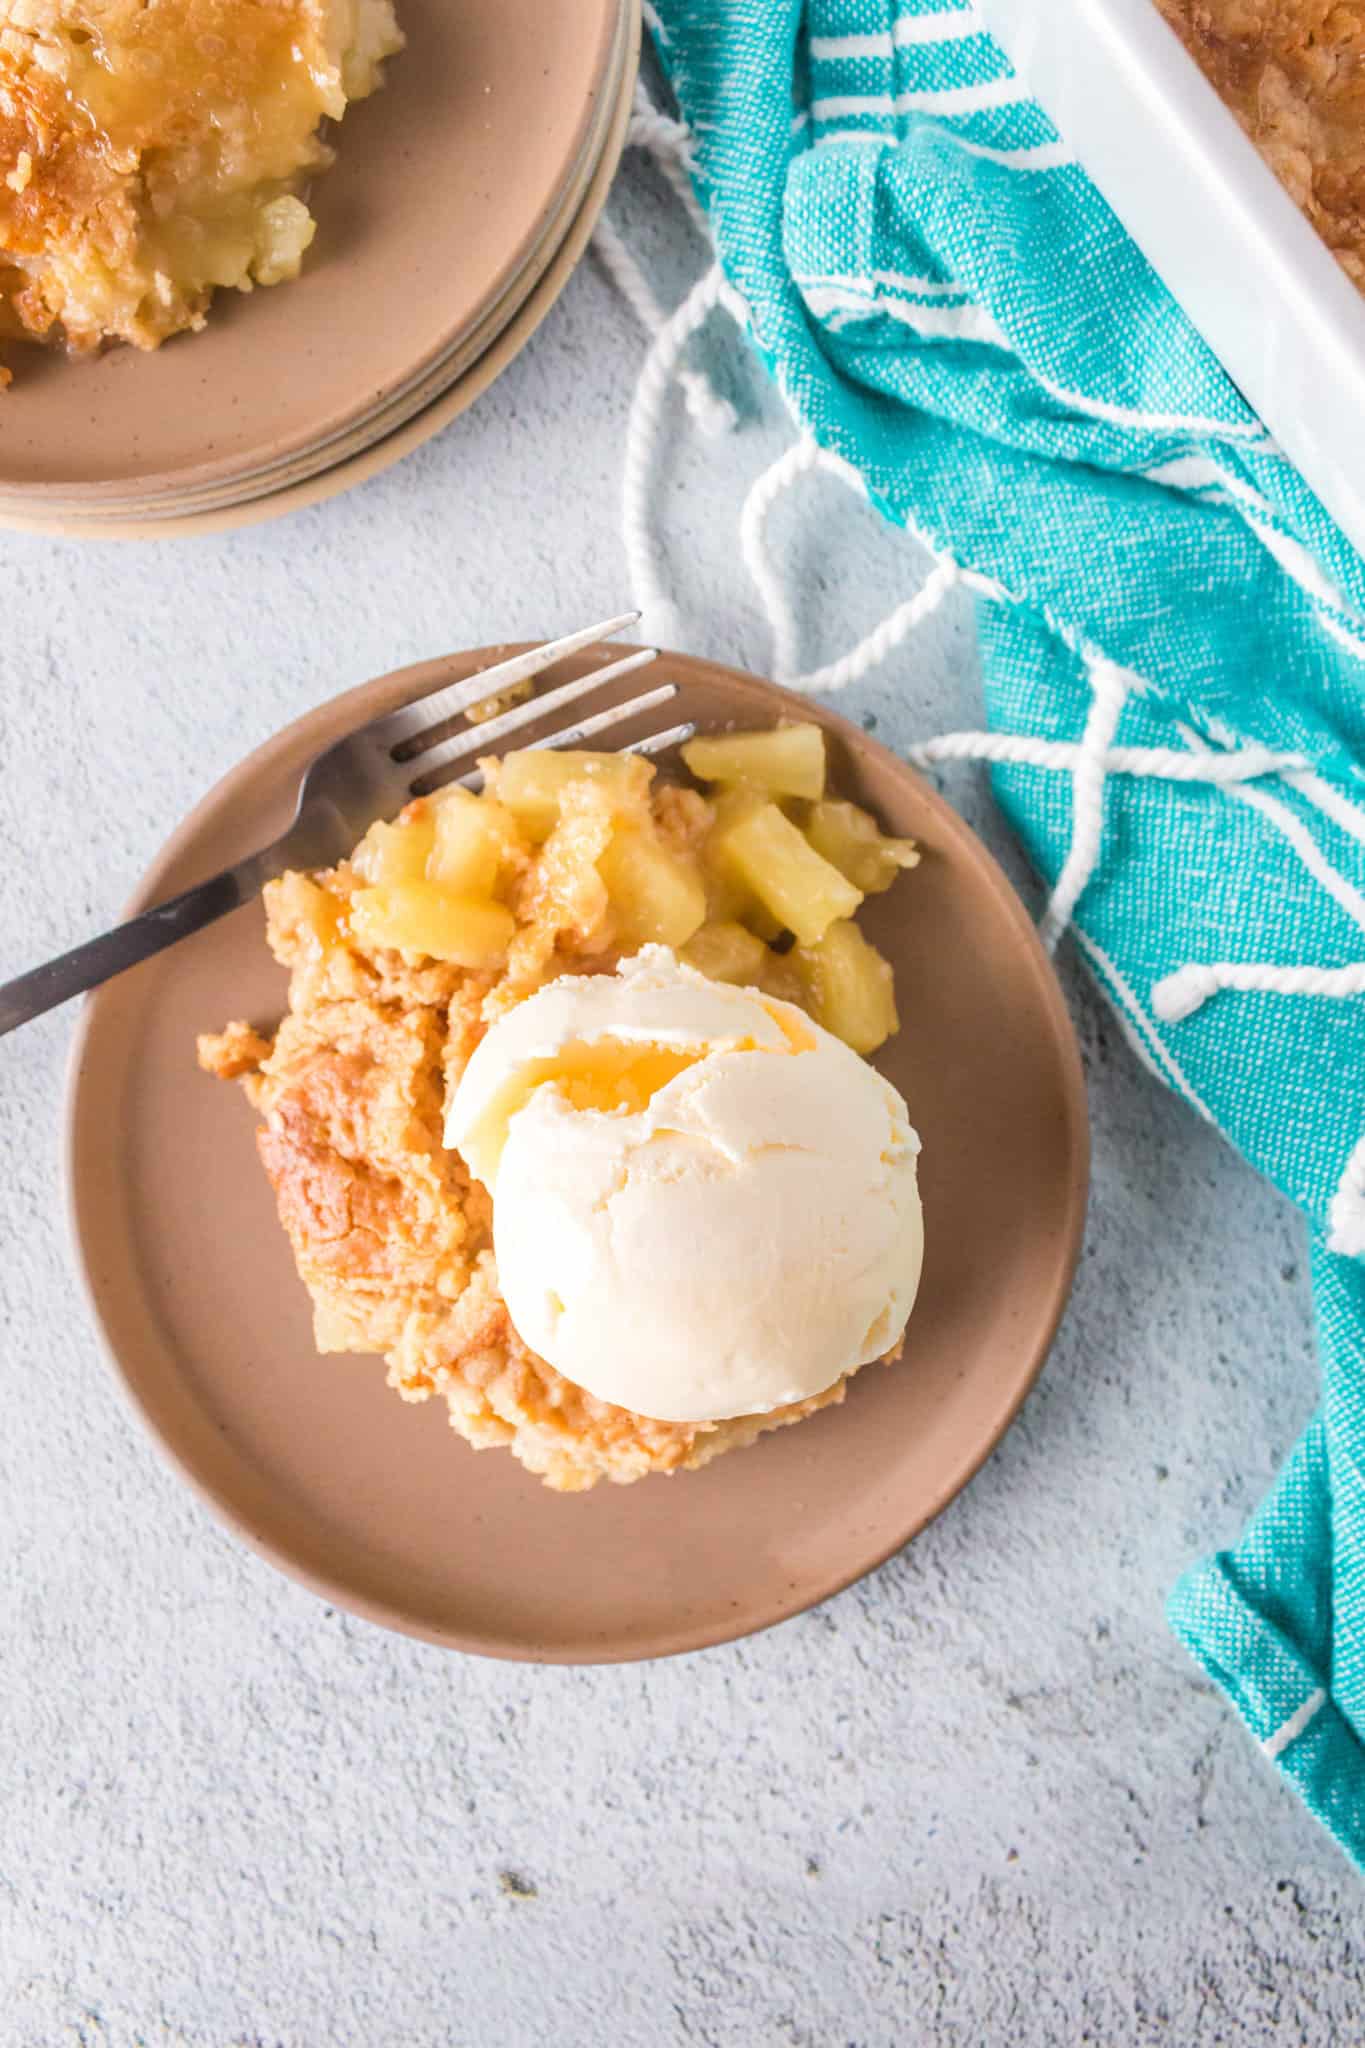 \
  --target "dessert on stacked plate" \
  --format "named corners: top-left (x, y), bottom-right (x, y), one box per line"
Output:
top-left (0, 0), bottom-right (637, 537)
